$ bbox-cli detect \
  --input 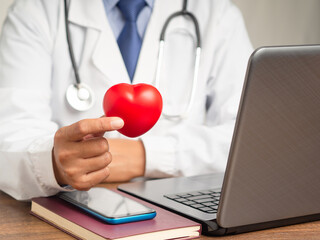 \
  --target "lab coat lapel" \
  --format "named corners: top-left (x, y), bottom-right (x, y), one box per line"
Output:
top-left (131, 0), bottom-right (182, 85)
top-left (68, 0), bottom-right (130, 85)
